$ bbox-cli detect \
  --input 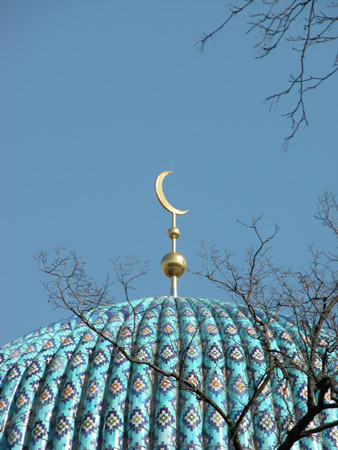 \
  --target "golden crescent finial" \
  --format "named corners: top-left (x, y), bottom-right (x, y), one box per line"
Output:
top-left (155, 170), bottom-right (188, 298)
top-left (155, 171), bottom-right (189, 215)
